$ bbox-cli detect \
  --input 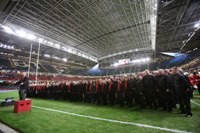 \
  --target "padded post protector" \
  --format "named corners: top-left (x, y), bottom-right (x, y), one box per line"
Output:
top-left (14, 99), bottom-right (32, 113)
